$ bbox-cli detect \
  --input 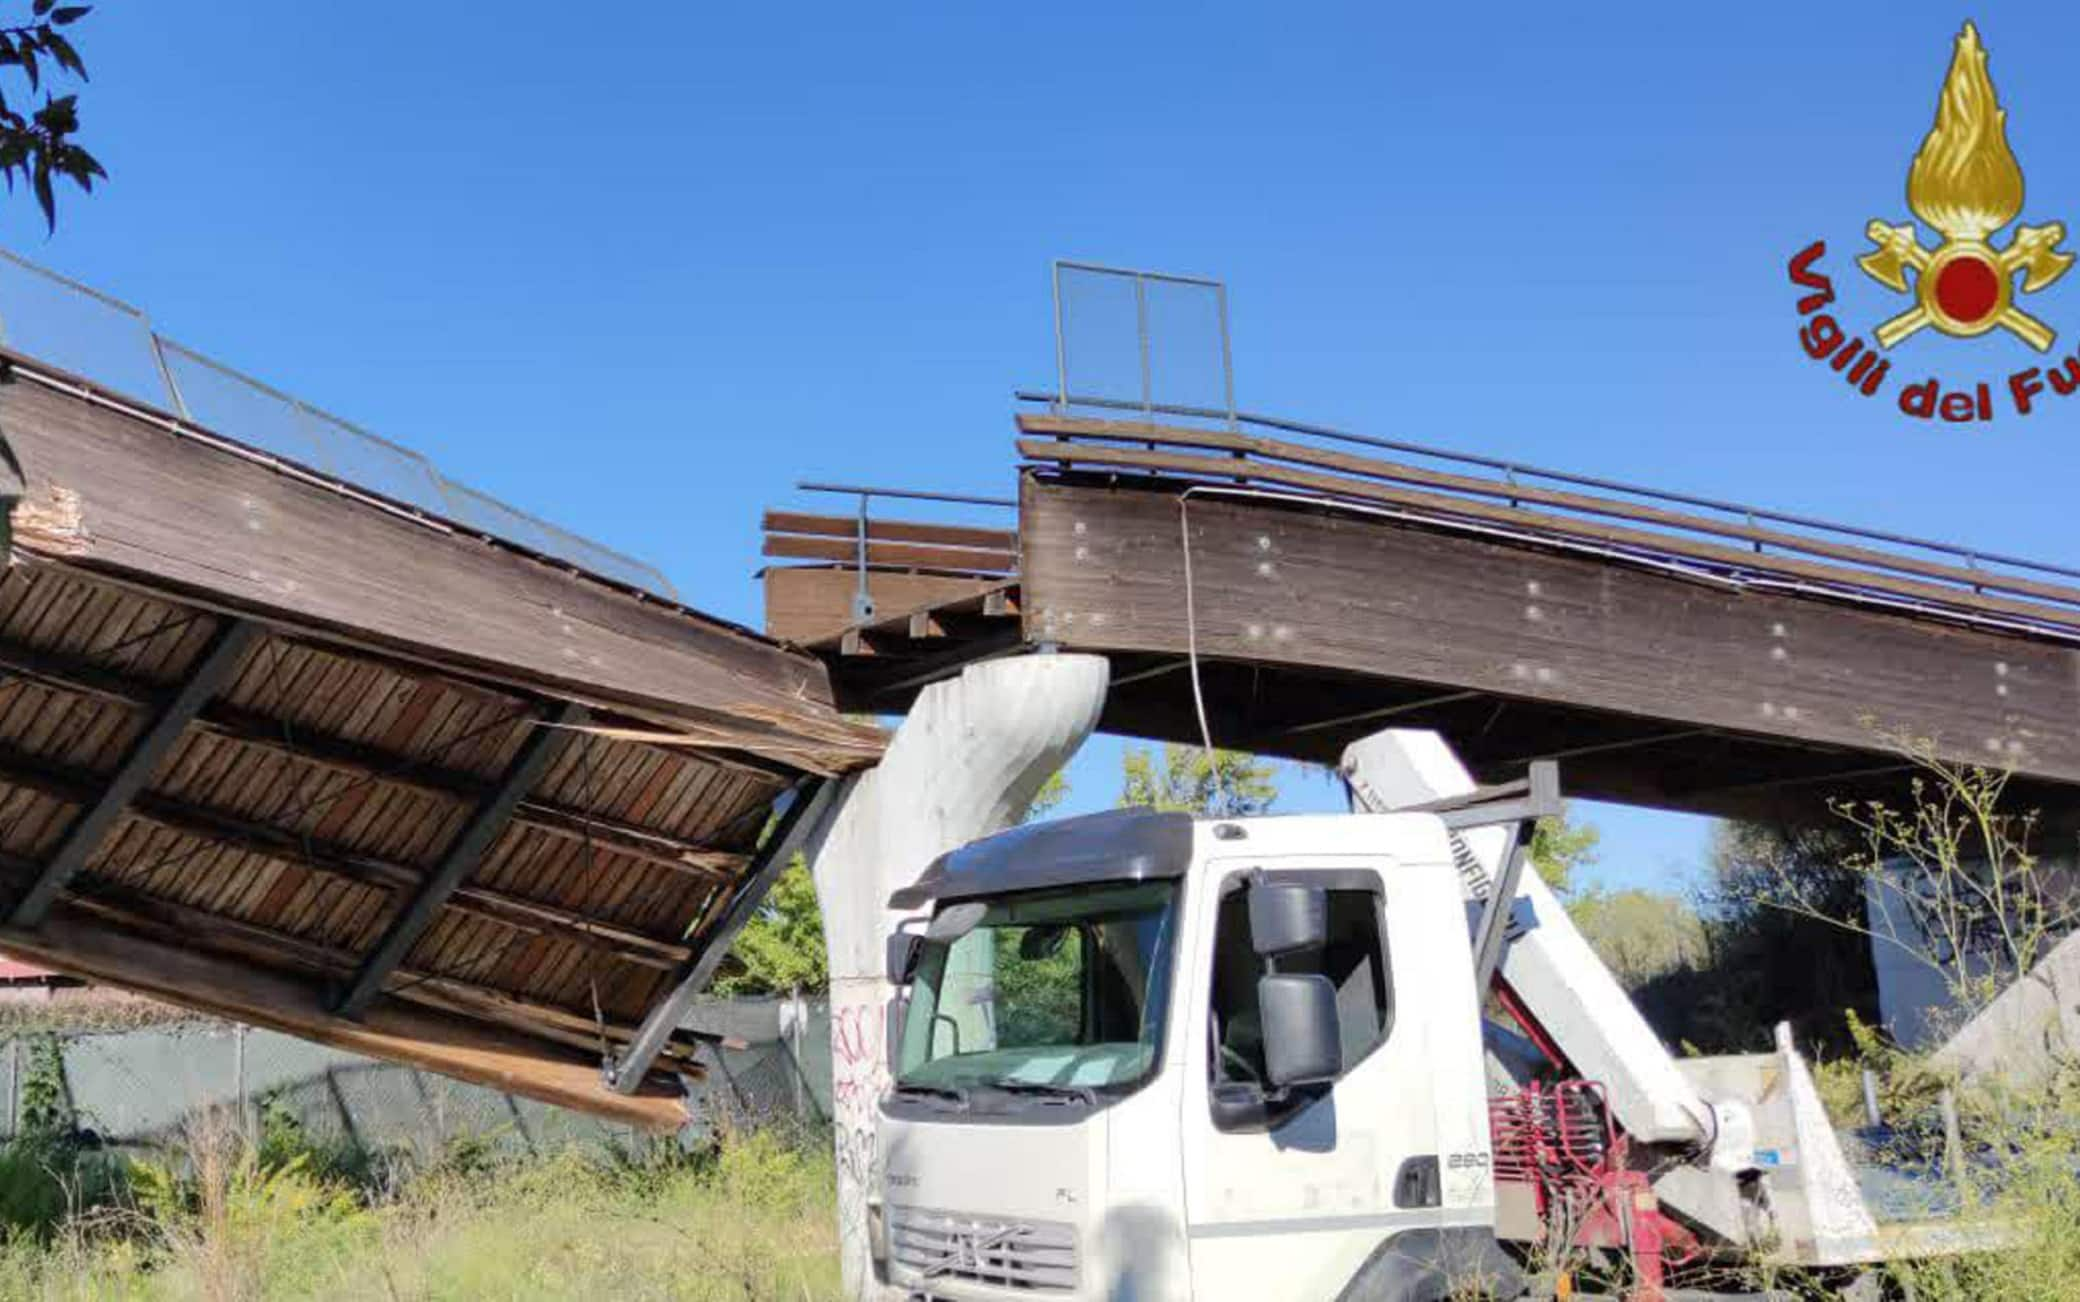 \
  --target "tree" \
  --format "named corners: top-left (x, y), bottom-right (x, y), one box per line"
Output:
top-left (1530, 813), bottom-right (1600, 895)
top-left (1722, 732), bottom-right (2079, 1021)
top-left (1640, 819), bottom-right (1878, 1054)
top-left (1026, 768), bottom-right (1068, 823)
top-left (1566, 888), bottom-right (1705, 990)
top-left (711, 854), bottom-right (825, 996)
top-left (1119, 744), bottom-right (1277, 817)
top-left (714, 768), bottom-right (1075, 996)
top-left (0, 3), bottom-right (100, 230)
